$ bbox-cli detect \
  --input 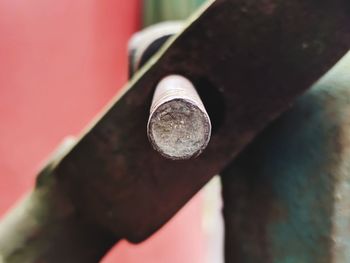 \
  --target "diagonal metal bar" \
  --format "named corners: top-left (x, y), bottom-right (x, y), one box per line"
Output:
top-left (1, 0), bottom-right (350, 261)
top-left (55, 0), bottom-right (350, 242)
